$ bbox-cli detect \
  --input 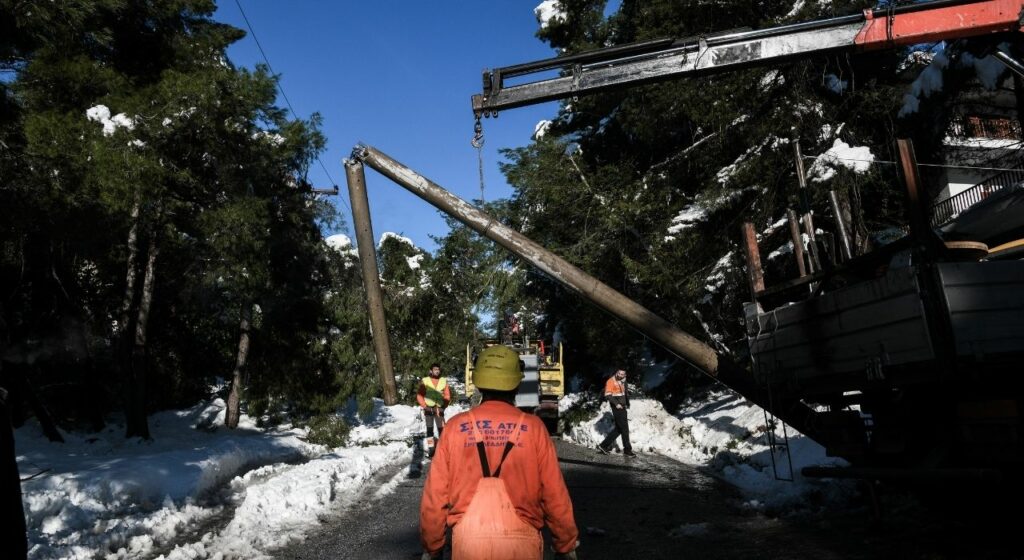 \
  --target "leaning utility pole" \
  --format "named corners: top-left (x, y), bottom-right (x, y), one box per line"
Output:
top-left (347, 143), bottom-right (822, 442)
top-left (345, 158), bottom-right (398, 405)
